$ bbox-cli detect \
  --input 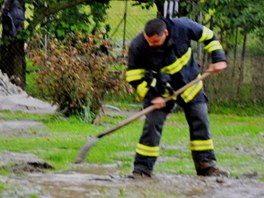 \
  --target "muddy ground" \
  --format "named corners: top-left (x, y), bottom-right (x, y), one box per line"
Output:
top-left (1, 112), bottom-right (264, 198)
